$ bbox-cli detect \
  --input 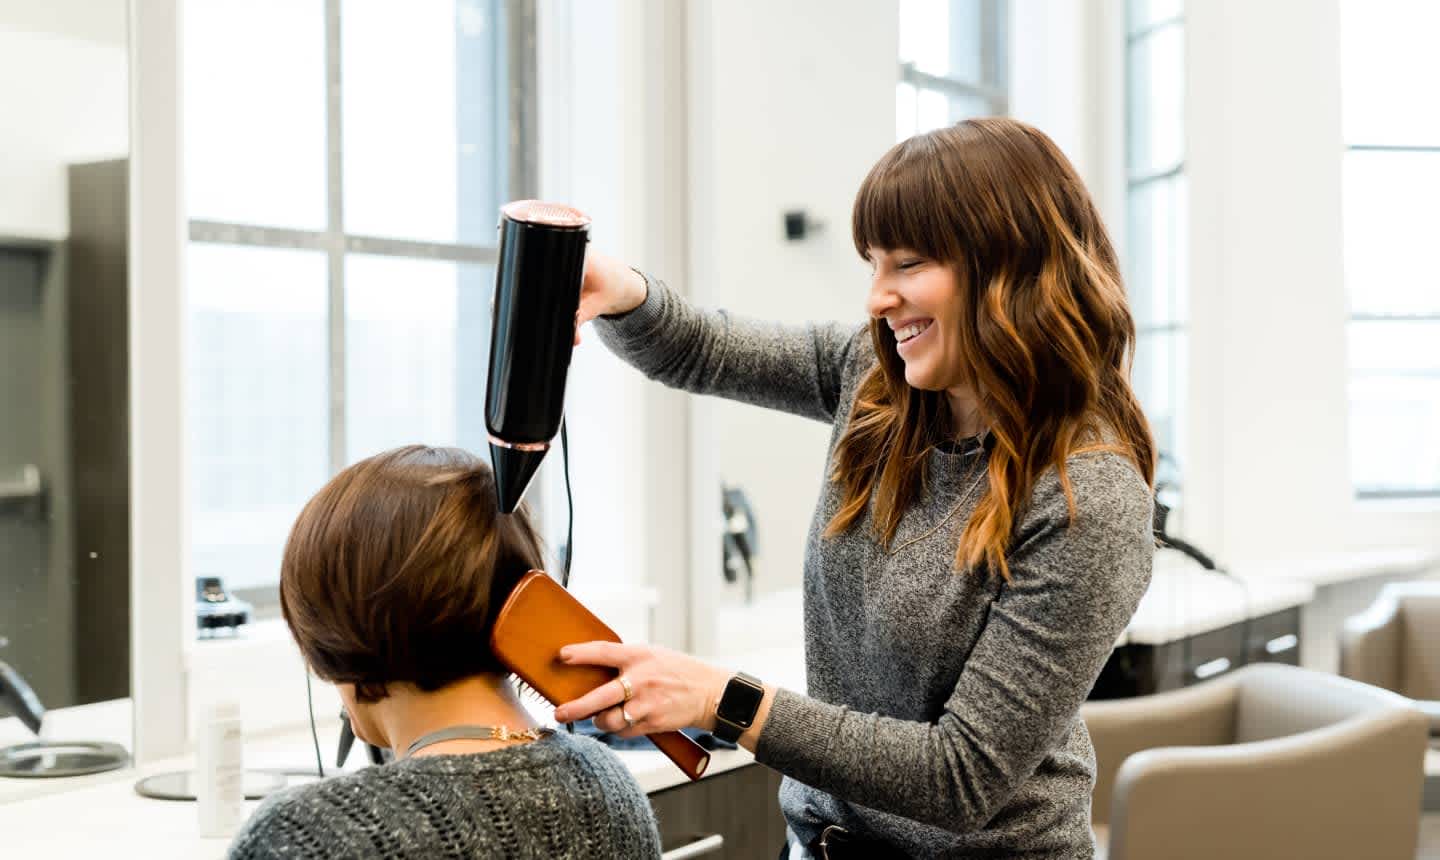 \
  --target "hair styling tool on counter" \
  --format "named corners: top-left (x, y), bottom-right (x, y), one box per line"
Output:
top-left (490, 571), bottom-right (710, 781)
top-left (0, 657), bottom-right (131, 779)
top-left (0, 657), bottom-right (44, 735)
top-left (485, 201), bottom-right (590, 515)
